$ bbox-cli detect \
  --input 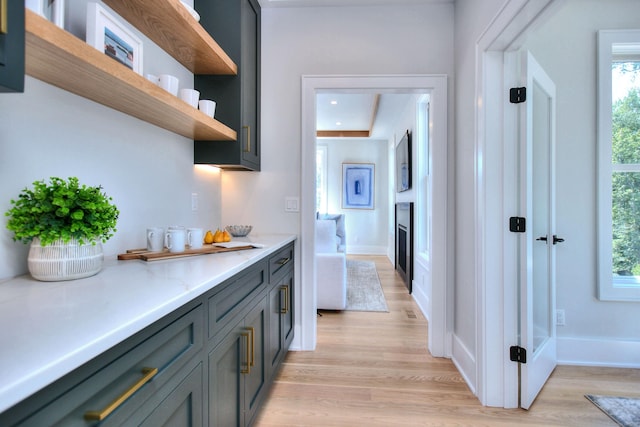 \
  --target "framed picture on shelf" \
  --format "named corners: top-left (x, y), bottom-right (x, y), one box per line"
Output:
top-left (26, 0), bottom-right (65, 28)
top-left (342, 163), bottom-right (375, 210)
top-left (86, 3), bottom-right (143, 75)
